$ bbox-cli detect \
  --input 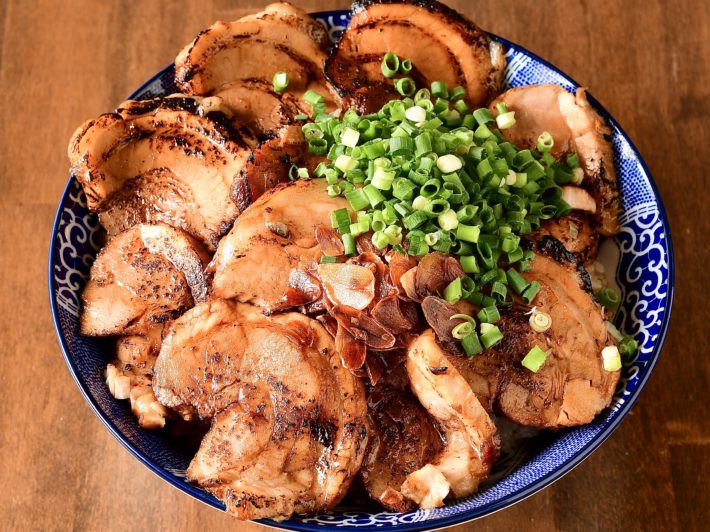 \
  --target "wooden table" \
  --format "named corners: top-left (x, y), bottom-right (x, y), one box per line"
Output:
top-left (1, 0), bottom-right (707, 530)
